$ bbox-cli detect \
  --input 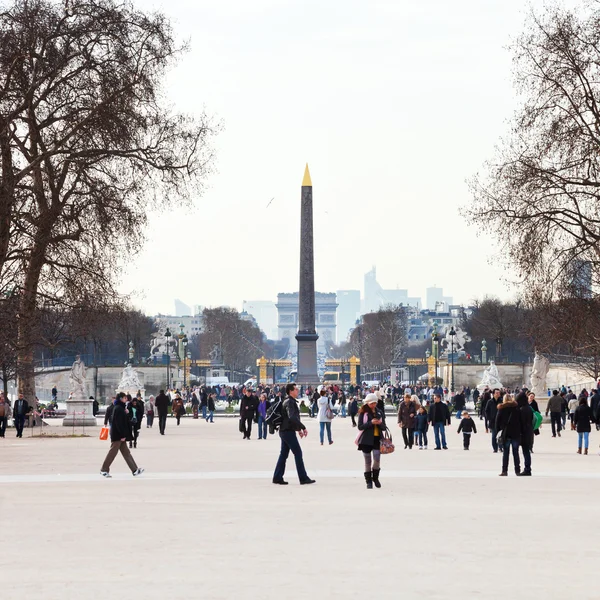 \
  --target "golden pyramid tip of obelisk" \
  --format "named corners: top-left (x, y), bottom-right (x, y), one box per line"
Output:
top-left (302, 163), bottom-right (312, 186)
